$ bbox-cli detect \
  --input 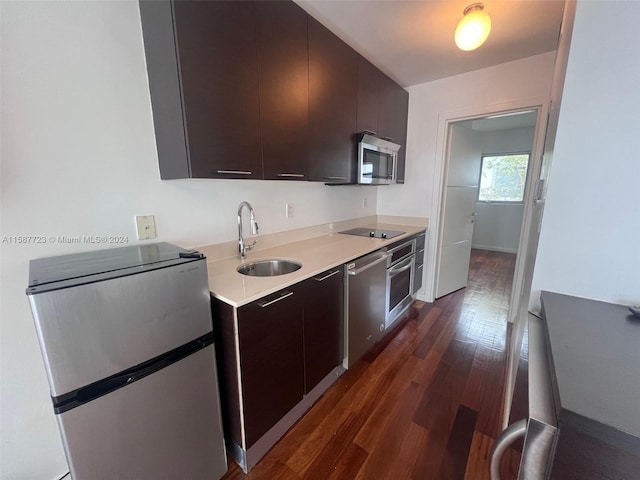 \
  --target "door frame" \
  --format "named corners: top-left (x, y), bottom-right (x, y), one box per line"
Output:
top-left (428, 97), bottom-right (550, 326)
